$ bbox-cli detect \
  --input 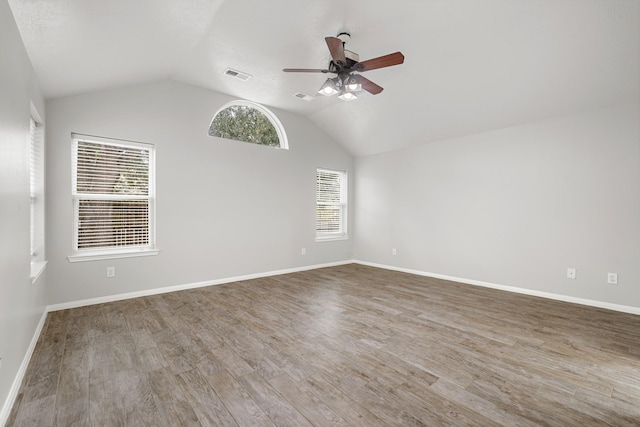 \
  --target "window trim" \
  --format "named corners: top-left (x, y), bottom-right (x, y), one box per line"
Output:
top-left (208, 100), bottom-right (289, 149)
top-left (68, 248), bottom-right (159, 263)
top-left (29, 106), bottom-right (47, 282)
top-left (315, 168), bottom-right (348, 242)
top-left (30, 261), bottom-right (48, 283)
top-left (68, 134), bottom-right (158, 262)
